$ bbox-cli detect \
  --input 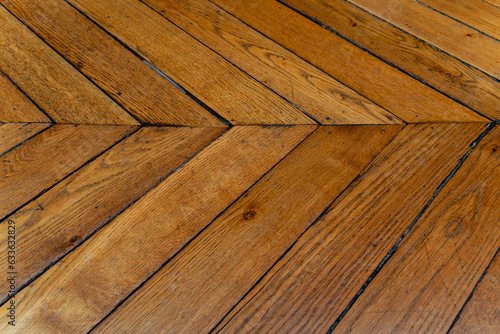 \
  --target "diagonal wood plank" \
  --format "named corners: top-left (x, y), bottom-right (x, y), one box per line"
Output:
top-left (1, 0), bottom-right (224, 127)
top-left (450, 250), bottom-right (500, 334)
top-left (92, 125), bottom-right (403, 334)
top-left (0, 5), bottom-right (138, 125)
top-left (214, 123), bottom-right (486, 333)
top-left (142, 0), bottom-right (400, 125)
top-left (0, 124), bottom-right (136, 221)
top-left (0, 125), bottom-right (316, 333)
top-left (211, 0), bottom-right (488, 123)
top-left (67, 0), bottom-right (314, 125)
top-left (335, 124), bottom-right (500, 333)
top-left (0, 123), bottom-right (50, 156)
top-left (280, 0), bottom-right (500, 120)
top-left (0, 72), bottom-right (50, 123)
top-left (0, 126), bottom-right (225, 304)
